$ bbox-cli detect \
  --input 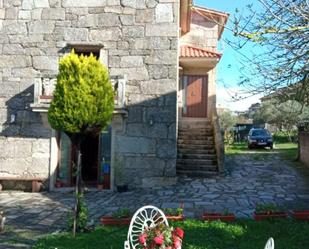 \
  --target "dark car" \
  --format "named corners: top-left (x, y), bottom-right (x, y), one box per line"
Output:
top-left (247, 128), bottom-right (273, 149)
